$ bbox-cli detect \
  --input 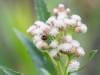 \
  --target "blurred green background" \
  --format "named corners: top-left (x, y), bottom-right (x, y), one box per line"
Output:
top-left (0, 0), bottom-right (100, 75)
